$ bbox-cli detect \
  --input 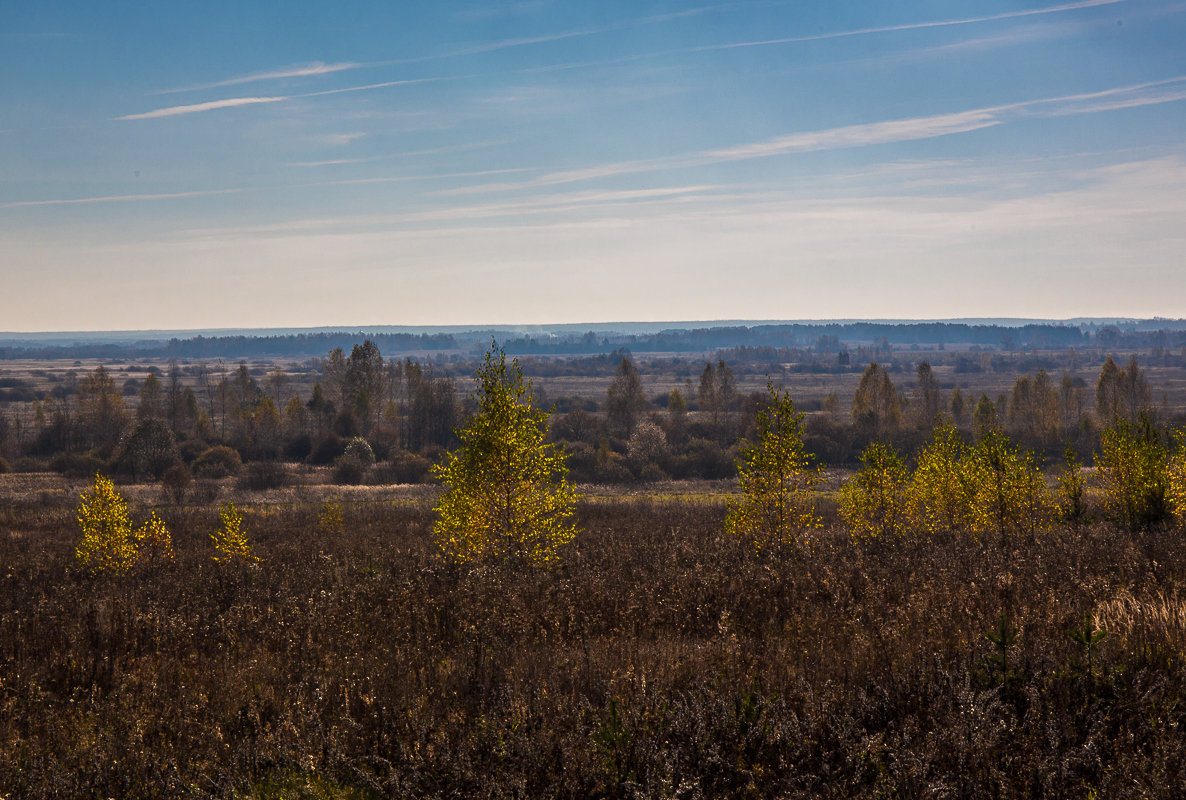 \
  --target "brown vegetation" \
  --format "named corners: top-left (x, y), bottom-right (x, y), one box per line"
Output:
top-left (2, 476), bottom-right (1185, 797)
